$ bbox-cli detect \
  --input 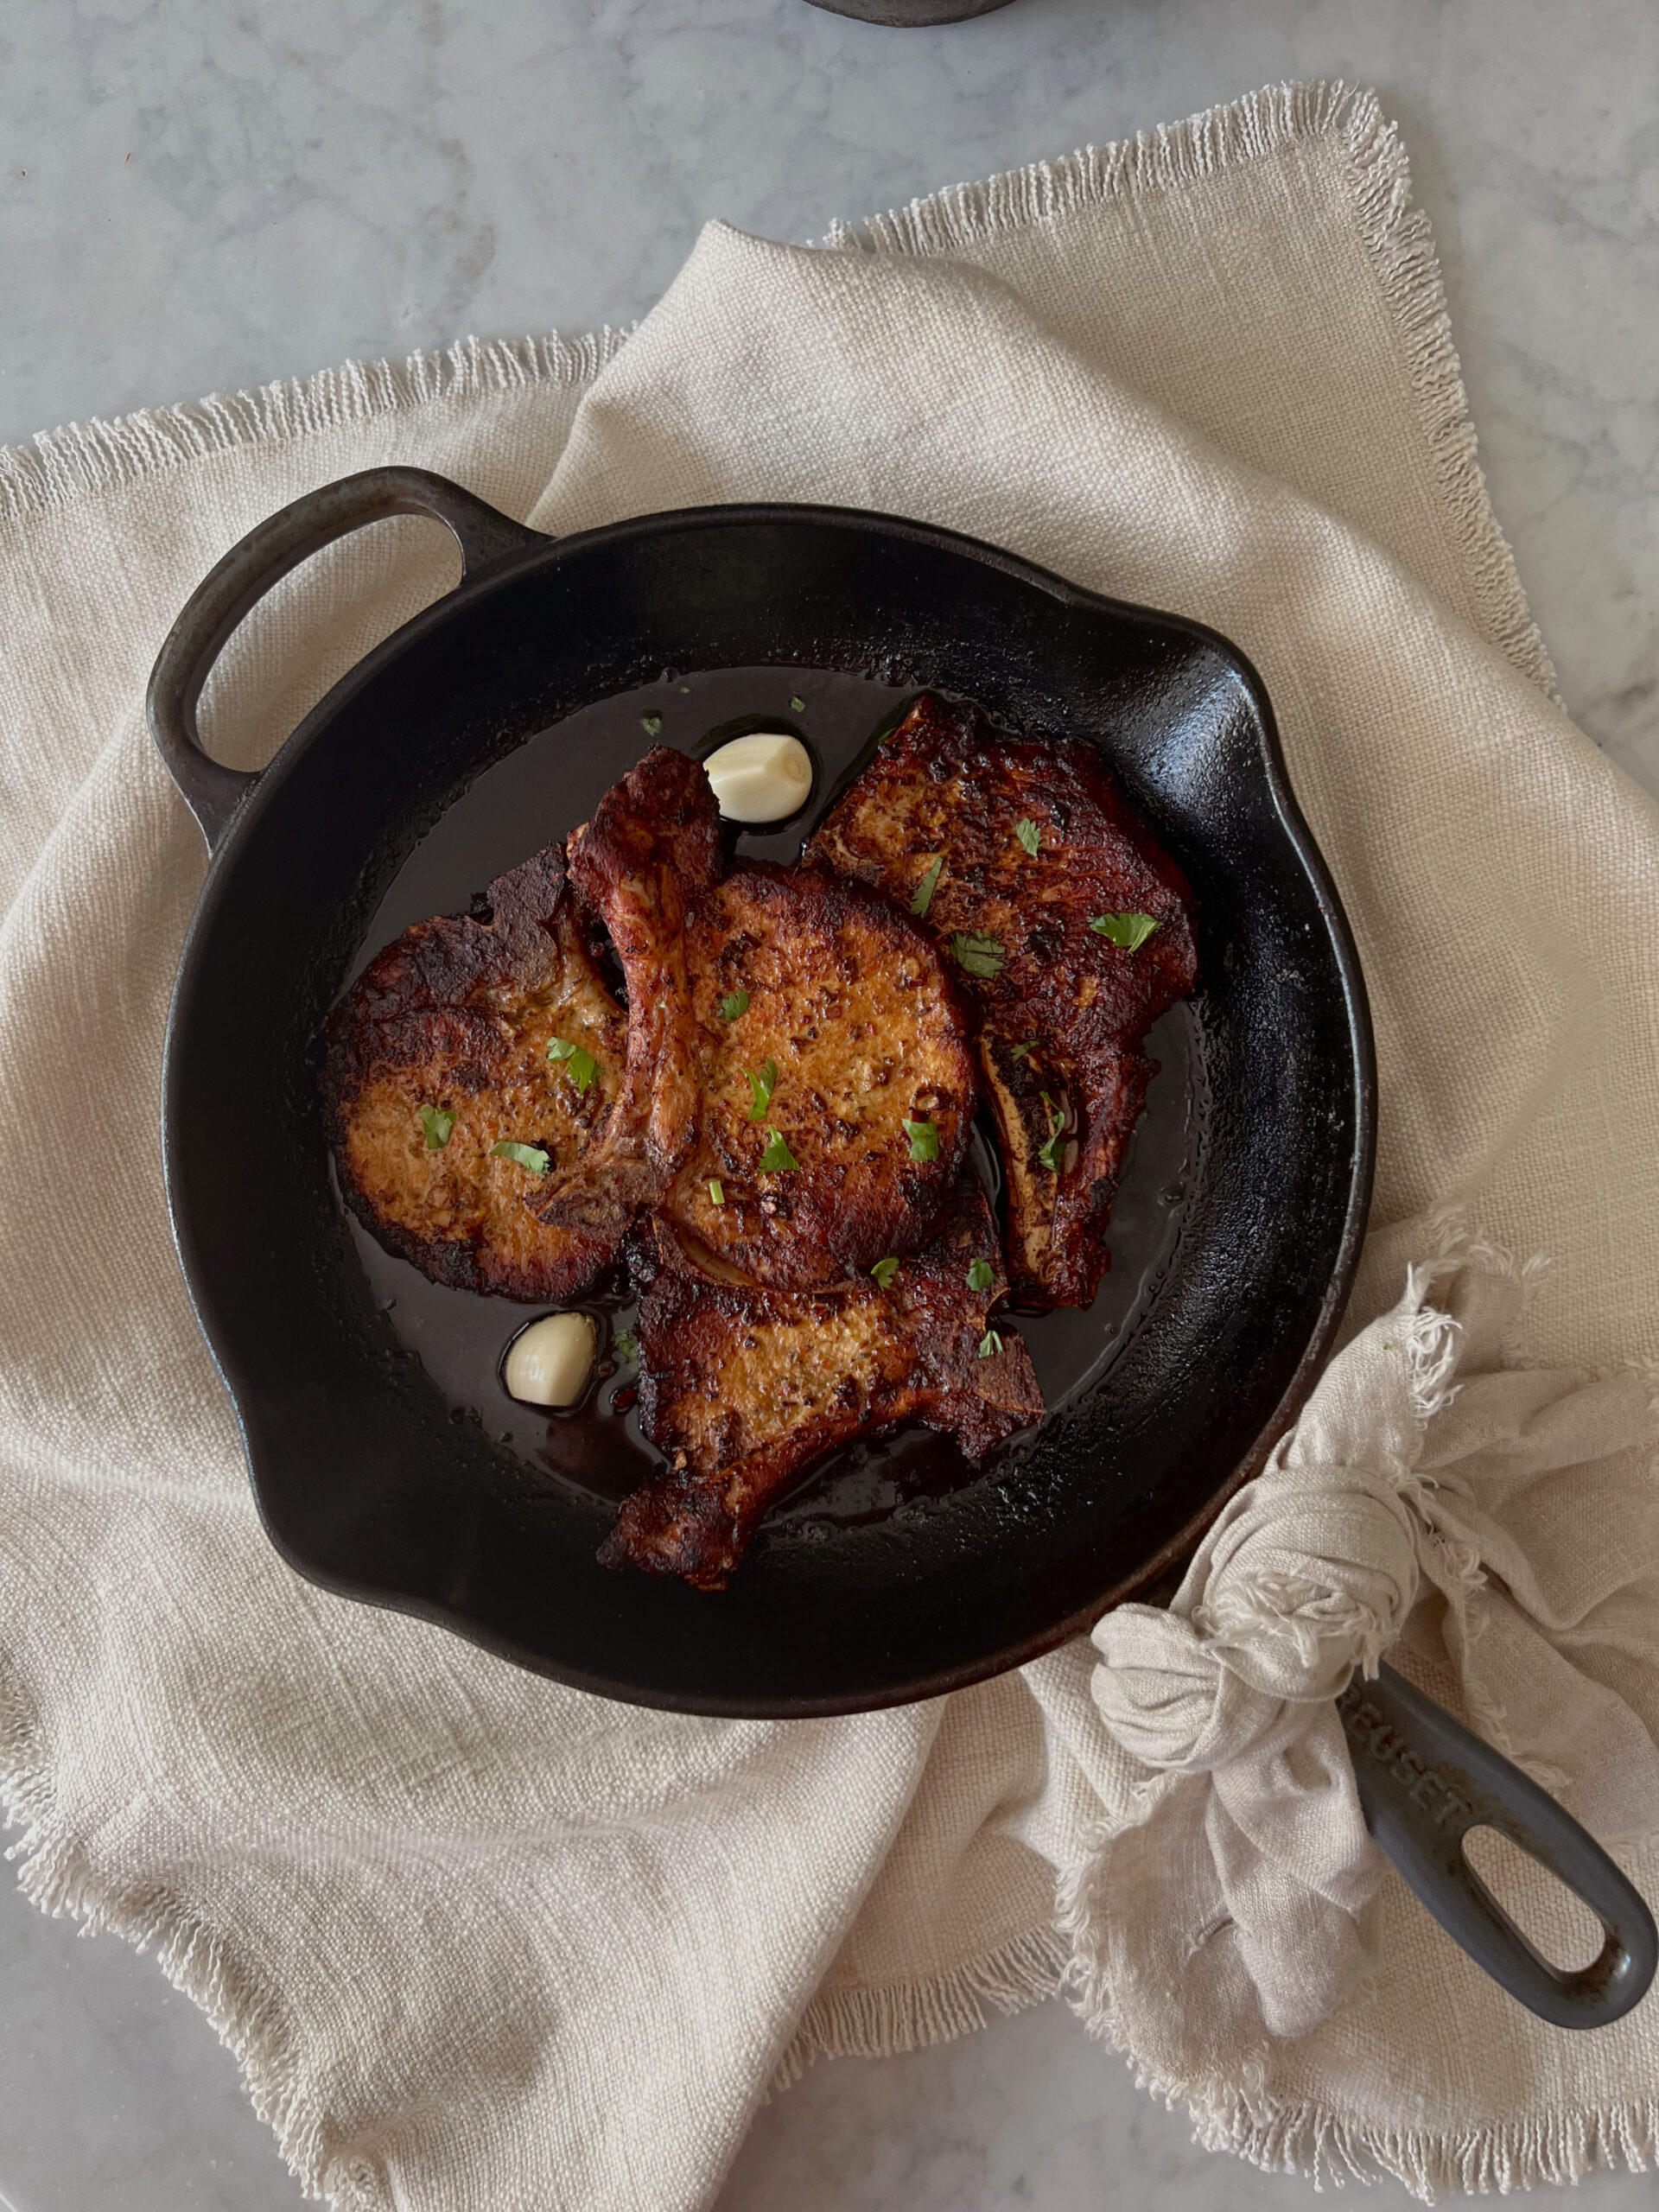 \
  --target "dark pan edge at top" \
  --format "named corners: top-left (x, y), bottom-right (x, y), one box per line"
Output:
top-left (157, 484), bottom-right (1377, 1717)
